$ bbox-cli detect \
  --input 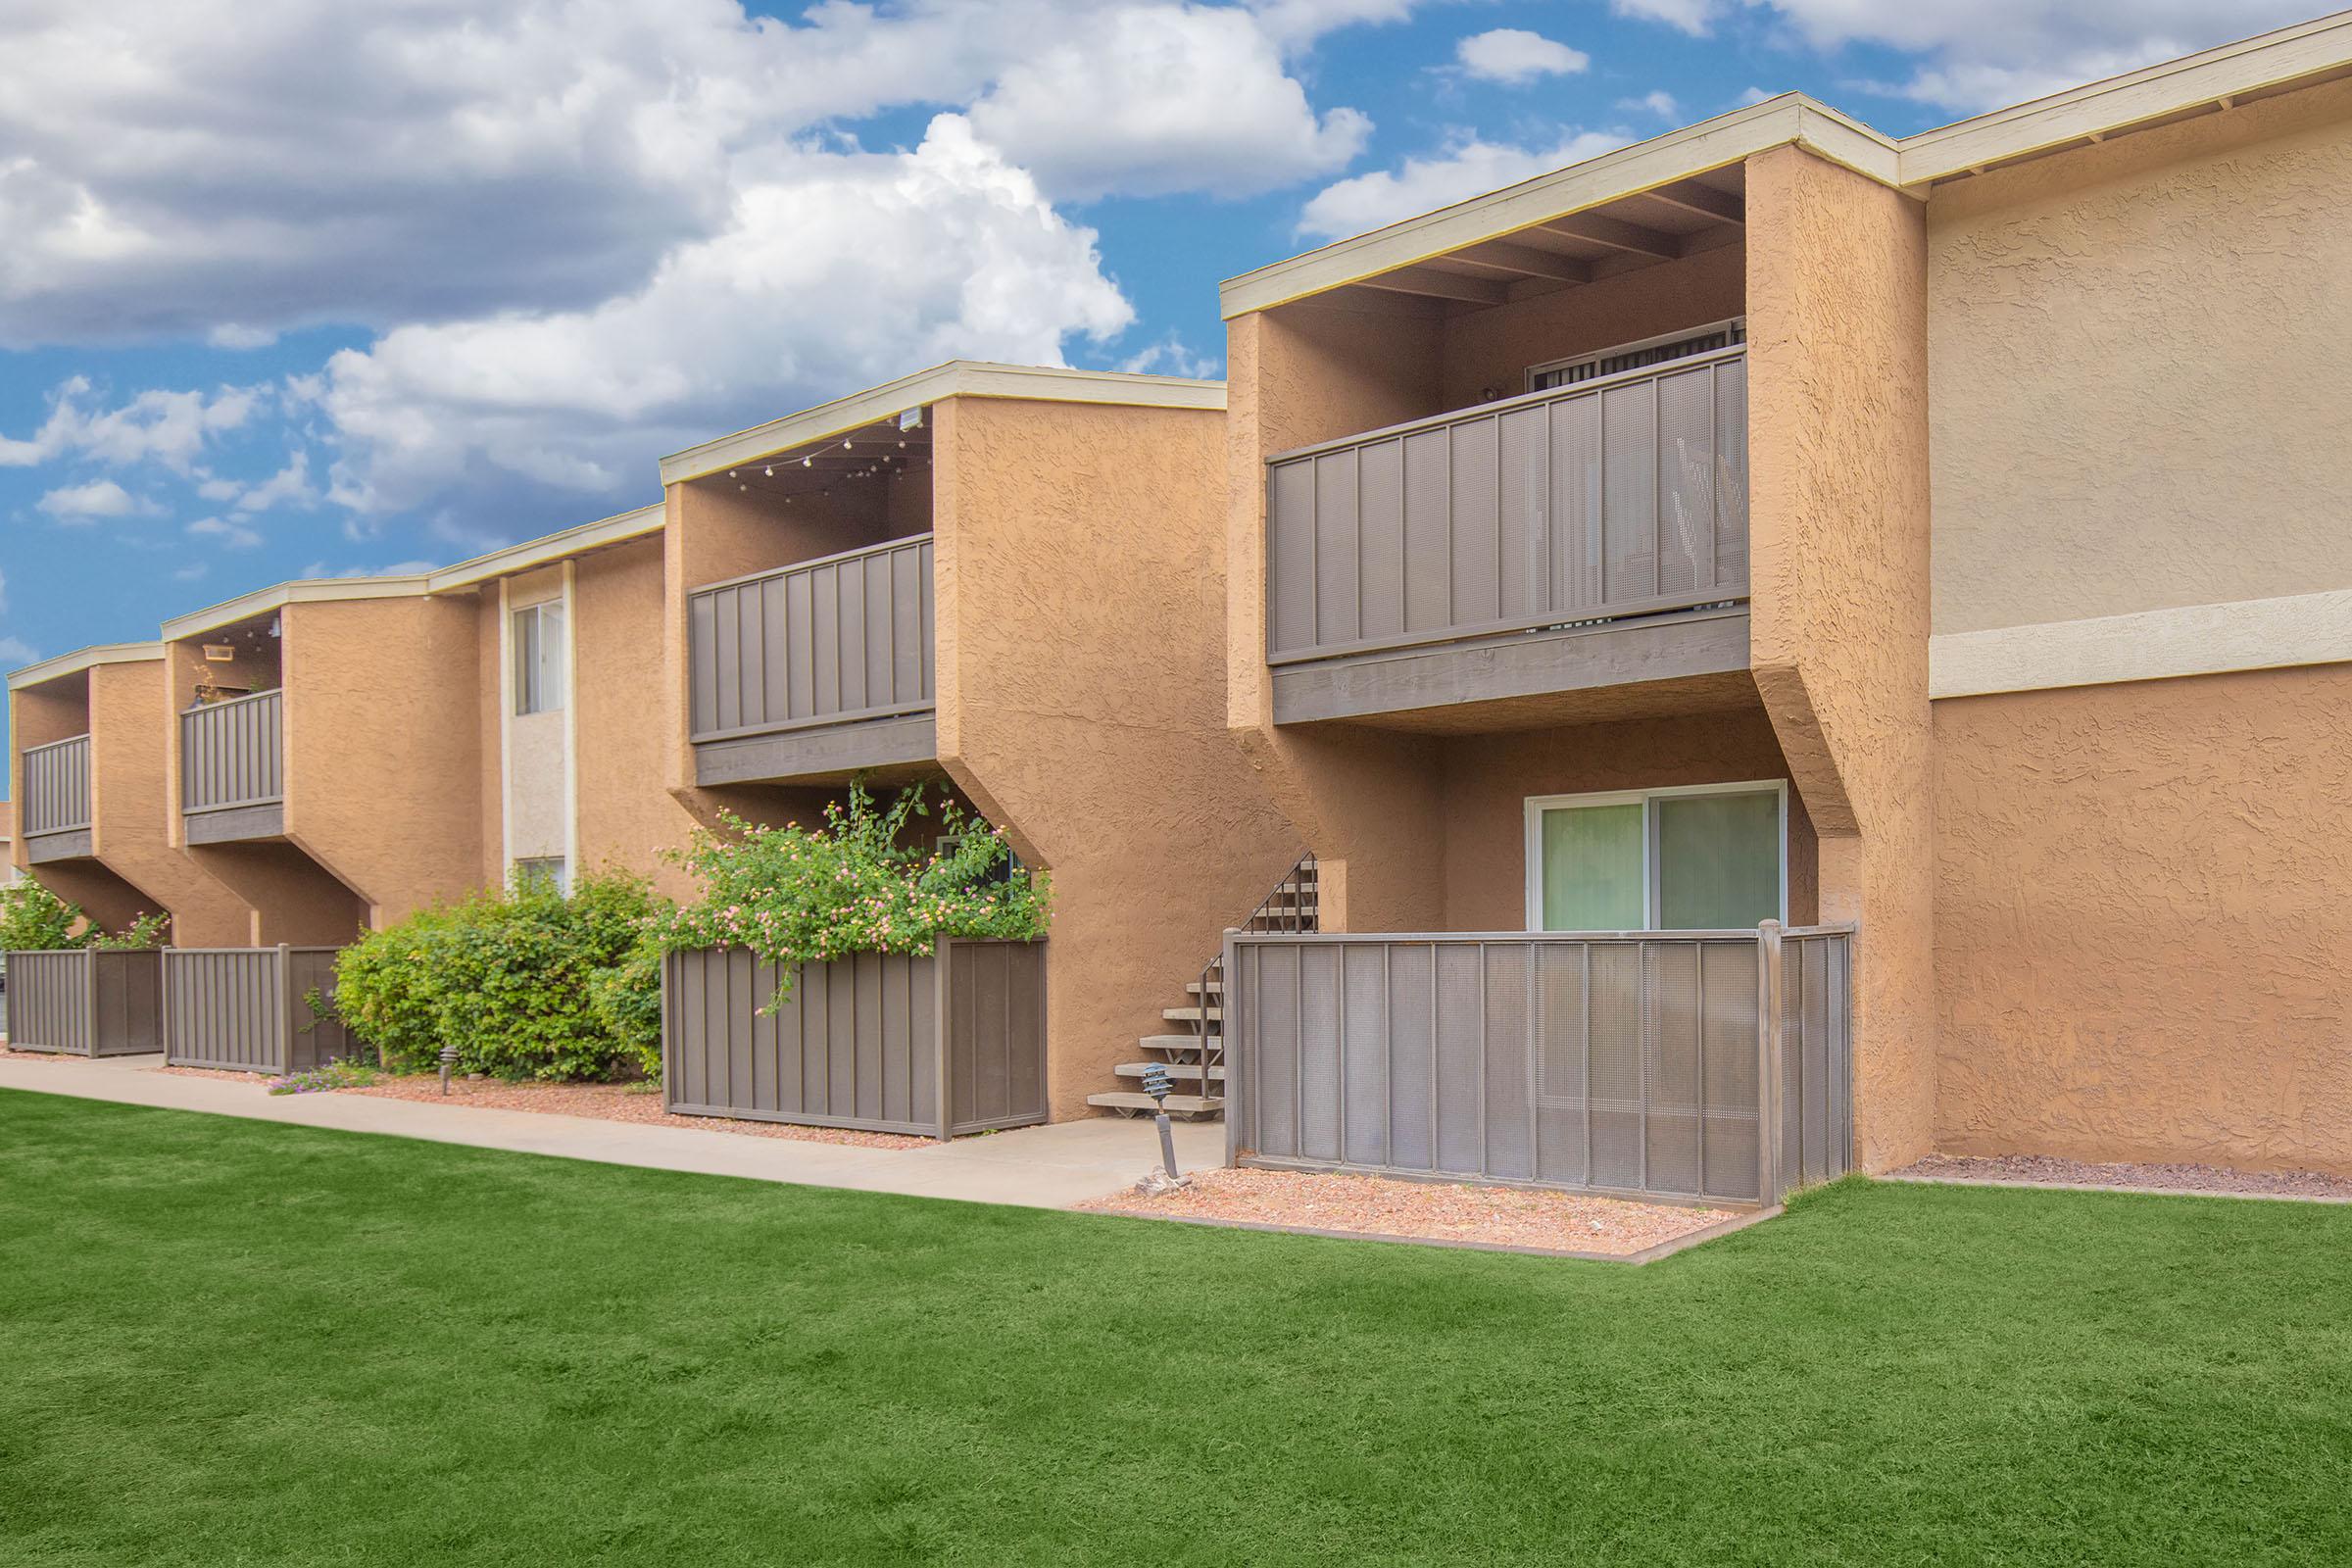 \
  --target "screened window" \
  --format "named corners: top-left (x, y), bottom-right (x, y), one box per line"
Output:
top-left (1525, 783), bottom-right (1785, 932)
top-left (1529, 318), bottom-right (1746, 393)
top-left (513, 857), bottom-right (567, 895)
top-left (513, 601), bottom-right (565, 715)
